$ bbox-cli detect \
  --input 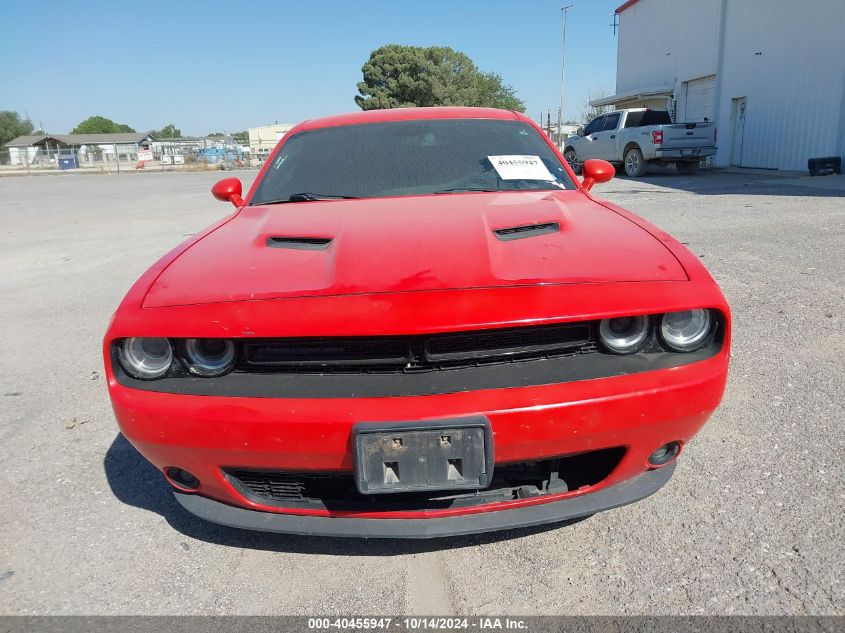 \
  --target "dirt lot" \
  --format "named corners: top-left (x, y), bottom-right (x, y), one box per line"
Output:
top-left (0, 170), bottom-right (842, 615)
